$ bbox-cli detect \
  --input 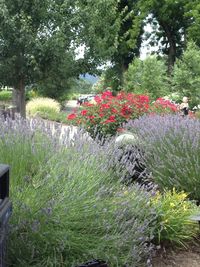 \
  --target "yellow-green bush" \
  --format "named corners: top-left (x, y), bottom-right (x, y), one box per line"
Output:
top-left (26, 97), bottom-right (61, 117)
top-left (151, 188), bottom-right (199, 246)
